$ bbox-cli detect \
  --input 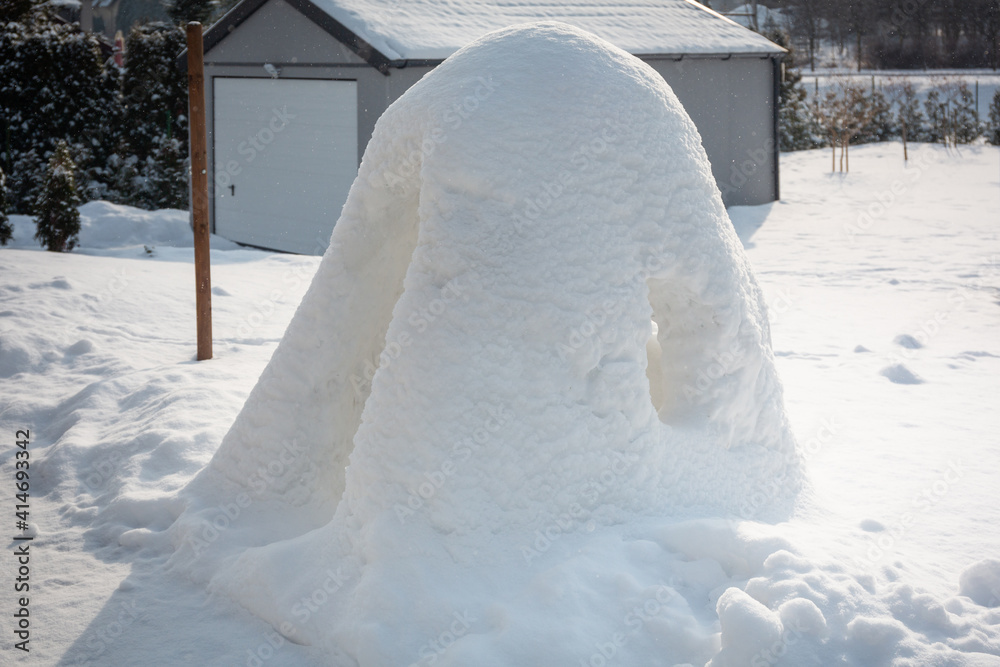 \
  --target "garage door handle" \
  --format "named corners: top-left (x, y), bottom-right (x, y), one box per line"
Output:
top-left (229, 184), bottom-right (235, 196)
